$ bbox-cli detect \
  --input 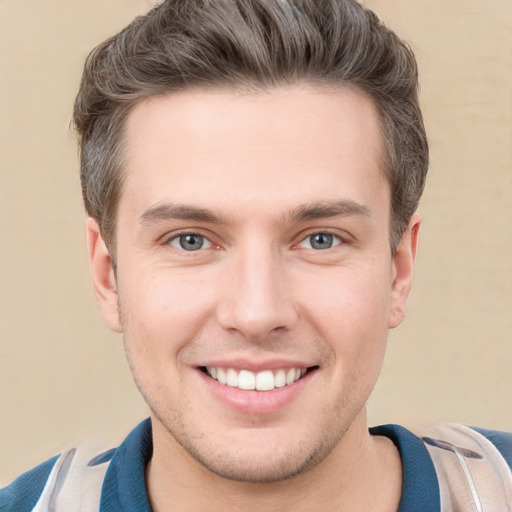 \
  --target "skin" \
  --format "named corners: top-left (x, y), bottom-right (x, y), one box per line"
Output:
top-left (87, 85), bottom-right (420, 512)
